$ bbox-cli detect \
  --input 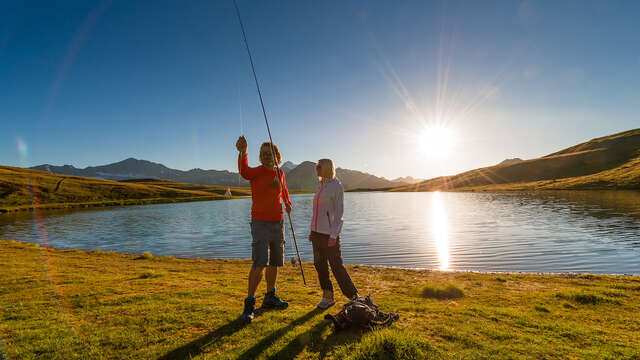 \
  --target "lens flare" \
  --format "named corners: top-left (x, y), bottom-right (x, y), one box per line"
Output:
top-left (16, 138), bottom-right (29, 159)
top-left (29, 176), bottom-right (91, 348)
